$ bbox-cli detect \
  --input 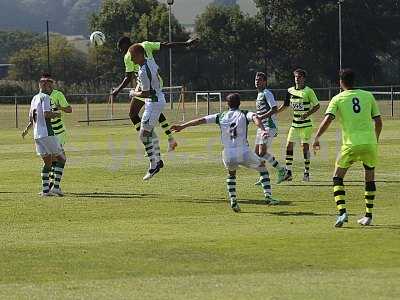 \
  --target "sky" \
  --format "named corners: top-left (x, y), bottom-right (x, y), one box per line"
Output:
top-left (171, 0), bottom-right (258, 24)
